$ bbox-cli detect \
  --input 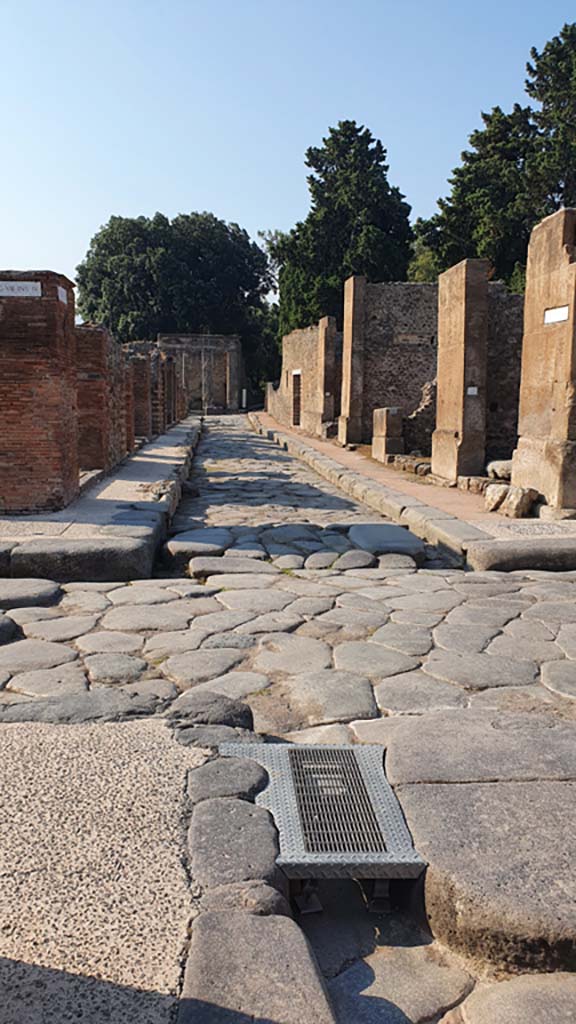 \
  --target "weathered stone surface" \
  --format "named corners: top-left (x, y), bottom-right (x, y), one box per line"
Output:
top-left (555, 624), bottom-right (576, 658)
top-left (0, 686), bottom-right (163, 723)
top-left (541, 660), bottom-right (576, 700)
top-left (75, 630), bottom-right (144, 654)
top-left (334, 641), bottom-right (418, 678)
top-left (523, 601), bottom-right (576, 625)
top-left (187, 755), bottom-right (267, 803)
top-left (107, 585), bottom-right (179, 606)
top-left (167, 689), bottom-right (254, 728)
top-left (176, 724), bottom-right (262, 748)
top-left (0, 614), bottom-right (17, 645)
top-left (84, 653), bottom-right (147, 684)
top-left (348, 524), bottom-right (425, 562)
top-left (445, 602), bottom-right (524, 628)
top-left (485, 634), bottom-right (563, 663)
top-left (423, 649), bottom-right (539, 689)
top-left (162, 649), bottom-right (245, 686)
top-left (0, 639), bottom-right (77, 675)
top-left (487, 459), bottom-right (513, 480)
top-left (216, 589), bottom-right (293, 614)
top-left (433, 624), bottom-right (501, 653)
top-left (484, 482), bottom-right (509, 512)
top-left (101, 603), bottom-right (196, 632)
top-left (235, 610), bottom-right (303, 634)
top-left (385, 590), bottom-right (464, 614)
top-left (328, 942), bottom-right (471, 1024)
top-left (5, 606), bottom-right (63, 625)
top-left (305, 551), bottom-right (339, 569)
top-left (188, 797), bottom-right (283, 890)
top-left (189, 556), bottom-right (278, 577)
top-left (440, 973), bottom-right (576, 1024)
top-left (285, 670), bottom-right (377, 725)
top-left (22, 614), bottom-right (99, 642)
top-left (59, 590), bottom-right (111, 613)
top-left (192, 671), bottom-right (271, 699)
top-left (500, 485), bottom-right (538, 518)
top-left (0, 579), bottom-right (61, 610)
top-left (165, 527), bottom-right (233, 565)
top-left (333, 549), bottom-right (376, 570)
top-left (180, 911), bottom-right (335, 1024)
top-left (5, 663), bottom-right (88, 697)
top-left (254, 632), bottom-right (332, 674)
top-left (375, 670), bottom-right (469, 714)
top-left (285, 723), bottom-right (353, 744)
top-left (466, 537), bottom-right (576, 573)
top-left (316, 607), bottom-right (390, 631)
top-left (205, 572), bottom-right (277, 590)
top-left (10, 537), bottom-right (155, 581)
top-left (397, 779), bottom-right (576, 969)
top-left (199, 880), bottom-right (291, 917)
top-left (370, 623), bottom-right (433, 656)
top-left (274, 554), bottom-right (305, 569)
